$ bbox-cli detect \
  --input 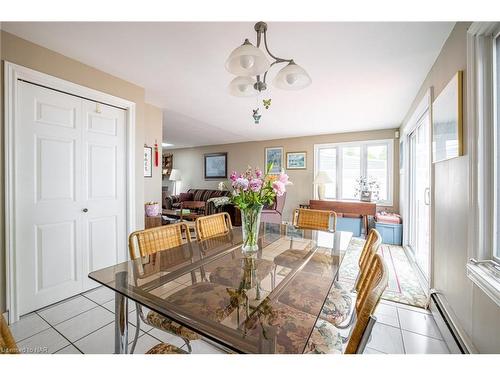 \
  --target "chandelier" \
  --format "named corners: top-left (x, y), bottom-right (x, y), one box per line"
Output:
top-left (225, 22), bottom-right (312, 98)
